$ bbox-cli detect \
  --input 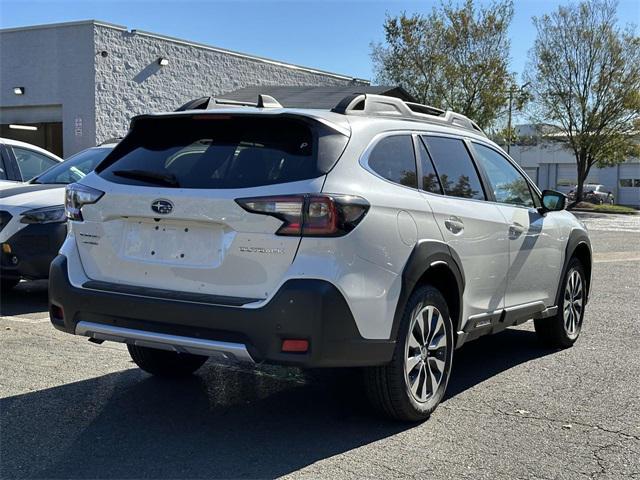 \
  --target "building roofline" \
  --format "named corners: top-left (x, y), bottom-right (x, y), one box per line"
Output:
top-left (0, 19), bottom-right (127, 34)
top-left (0, 19), bottom-right (370, 84)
